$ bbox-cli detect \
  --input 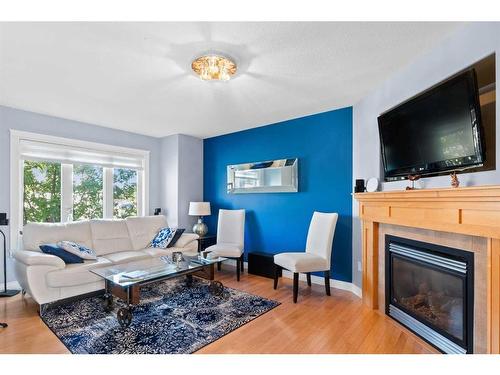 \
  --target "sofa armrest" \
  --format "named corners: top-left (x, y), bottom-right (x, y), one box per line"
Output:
top-left (14, 250), bottom-right (65, 269)
top-left (175, 233), bottom-right (199, 248)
